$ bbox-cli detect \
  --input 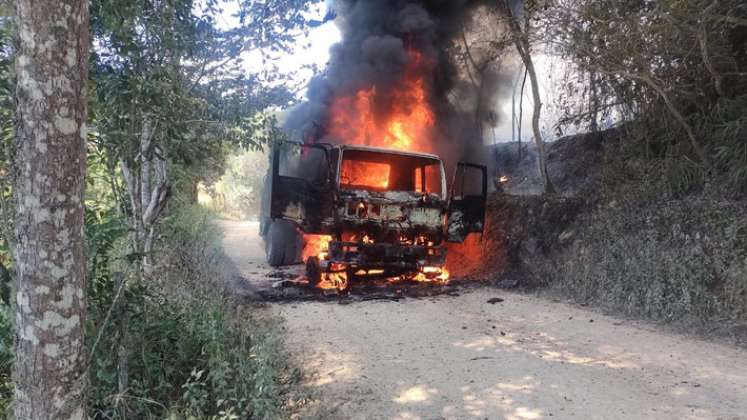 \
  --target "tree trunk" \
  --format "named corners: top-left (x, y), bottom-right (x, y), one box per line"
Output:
top-left (12, 1), bottom-right (89, 419)
top-left (589, 70), bottom-right (599, 132)
top-left (120, 119), bottom-right (170, 274)
top-left (116, 273), bottom-right (129, 394)
top-left (699, 0), bottom-right (724, 98)
top-left (460, 32), bottom-right (487, 145)
top-left (187, 179), bottom-right (200, 205)
top-left (632, 72), bottom-right (708, 165)
top-left (525, 53), bottom-right (555, 194)
top-left (518, 67), bottom-right (527, 161)
top-left (505, 3), bottom-right (555, 194)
